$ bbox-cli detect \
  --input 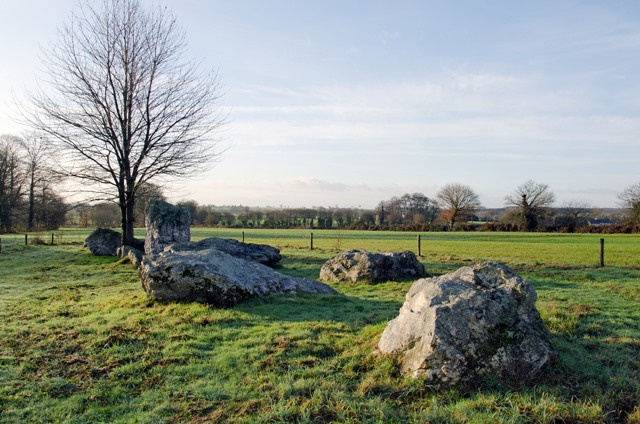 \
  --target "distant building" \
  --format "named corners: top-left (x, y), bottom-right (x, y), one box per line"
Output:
top-left (587, 218), bottom-right (614, 227)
